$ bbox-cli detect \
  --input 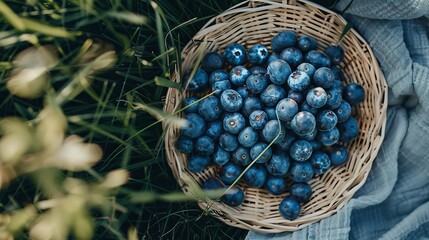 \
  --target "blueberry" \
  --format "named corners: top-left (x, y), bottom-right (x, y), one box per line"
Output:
top-left (306, 87), bottom-right (327, 108)
top-left (334, 100), bottom-right (352, 123)
top-left (297, 63), bottom-right (316, 78)
top-left (194, 135), bottom-right (215, 155)
top-left (264, 107), bottom-right (277, 121)
top-left (267, 53), bottom-right (280, 64)
top-left (300, 127), bottom-right (317, 141)
top-left (205, 120), bottom-right (223, 140)
top-left (271, 31), bottom-right (297, 53)
top-left (317, 110), bottom-right (338, 132)
top-left (275, 98), bottom-right (298, 122)
top-left (188, 155), bottom-right (210, 173)
top-left (309, 151), bottom-right (331, 174)
top-left (209, 70), bottom-right (229, 85)
top-left (290, 182), bottom-right (312, 203)
top-left (326, 88), bottom-right (342, 109)
top-left (232, 146), bottom-right (251, 166)
top-left (213, 147), bottom-right (231, 166)
top-left (203, 178), bottom-right (224, 190)
top-left (184, 67), bottom-right (209, 93)
top-left (222, 186), bottom-right (245, 207)
top-left (249, 110), bottom-right (268, 130)
top-left (280, 47), bottom-right (303, 68)
top-left (211, 80), bottom-right (231, 97)
top-left (181, 113), bottom-right (206, 139)
top-left (261, 84), bottom-right (287, 107)
top-left (246, 74), bottom-right (269, 94)
top-left (287, 90), bottom-right (305, 105)
top-left (250, 142), bottom-right (272, 163)
top-left (275, 130), bottom-right (296, 151)
top-left (337, 117), bottom-right (359, 142)
top-left (230, 66), bottom-right (251, 86)
top-left (300, 102), bottom-right (318, 116)
top-left (244, 165), bottom-right (267, 188)
top-left (309, 141), bottom-right (322, 151)
top-left (330, 65), bottom-right (344, 81)
top-left (279, 197), bottom-right (301, 220)
top-left (250, 66), bottom-right (268, 75)
top-left (220, 89), bottom-right (243, 112)
top-left (223, 112), bottom-right (246, 135)
top-left (266, 151), bottom-right (290, 176)
top-left (290, 140), bottom-right (313, 162)
top-left (329, 145), bottom-right (348, 166)
top-left (343, 83), bottom-right (365, 105)
top-left (176, 135), bottom-right (193, 154)
top-left (290, 111), bottom-right (316, 136)
top-left (202, 52), bottom-right (225, 72)
top-left (331, 80), bottom-right (345, 92)
top-left (219, 162), bottom-right (243, 185)
top-left (238, 126), bottom-right (259, 148)
top-left (219, 132), bottom-right (239, 152)
top-left (288, 71), bottom-right (311, 91)
top-left (267, 59), bottom-right (291, 85)
top-left (183, 97), bottom-right (199, 114)
top-left (248, 44), bottom-right (269, 65)
top-left (236, 86), bottom-right (252, 100)
top-left (313, 67), bottom-right (335, 88)
top-left (305, 50), bottom-right (331, 68)
top-left (289, 161), bottom-right (314, 182)
top-left (317, 127), bottom-right (340, 146)
top-left (242, 96), bottom-right (264, 117)
top-left (264, 175), bottom-right (287, 195)
top-left (297, 35), bottom-right (318, 53)
top-left (262, 120), bottom-right (286, 144)
top-left (224, 43), bottom-right (247, 66)
top-left (324, 45), bottom-right (344, 65)
top-left (198, 96), bottom-right (222, 121)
